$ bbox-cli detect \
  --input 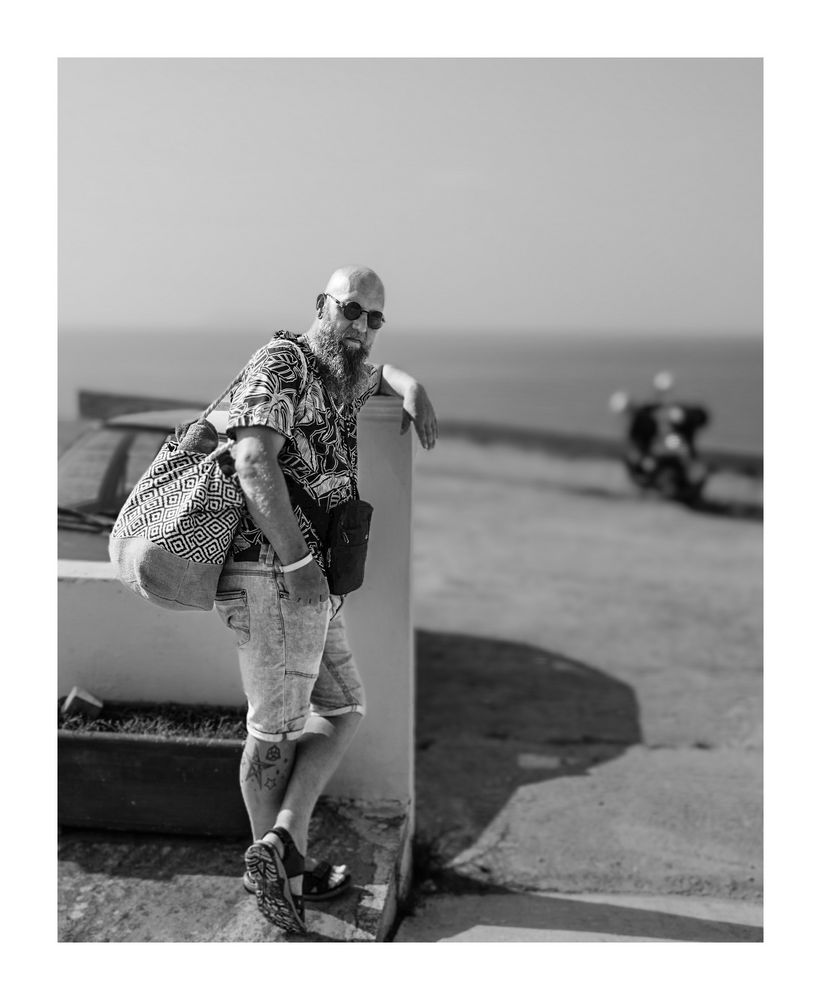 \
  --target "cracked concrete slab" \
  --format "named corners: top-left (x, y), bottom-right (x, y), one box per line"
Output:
top-left (436, 746), bottom-right (761, 898)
